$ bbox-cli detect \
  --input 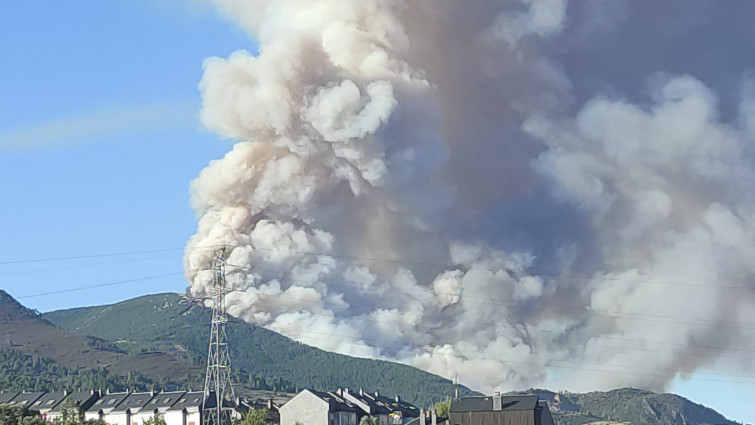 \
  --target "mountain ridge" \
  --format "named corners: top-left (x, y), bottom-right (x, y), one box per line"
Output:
top-left (0, 291), bottom-right (740, 424)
